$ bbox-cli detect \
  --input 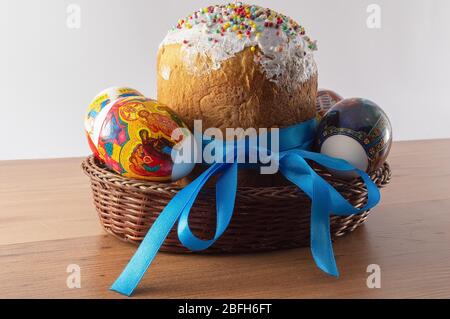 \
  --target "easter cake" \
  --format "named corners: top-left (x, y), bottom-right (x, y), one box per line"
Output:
top-left (83, 3), bottom-right (393, 288)
top-left (157, 2), bottom-right (318, 132)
